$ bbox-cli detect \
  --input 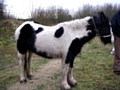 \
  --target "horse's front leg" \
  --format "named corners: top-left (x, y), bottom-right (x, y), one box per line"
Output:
top-left (61, 59), bottom-right (71, 90)
top-left (67, 67), bottom-right (77, 87)
top-left (18, 52), bottom-right (26, 83)
top-left (65, 49), bottom-right (78, 88)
